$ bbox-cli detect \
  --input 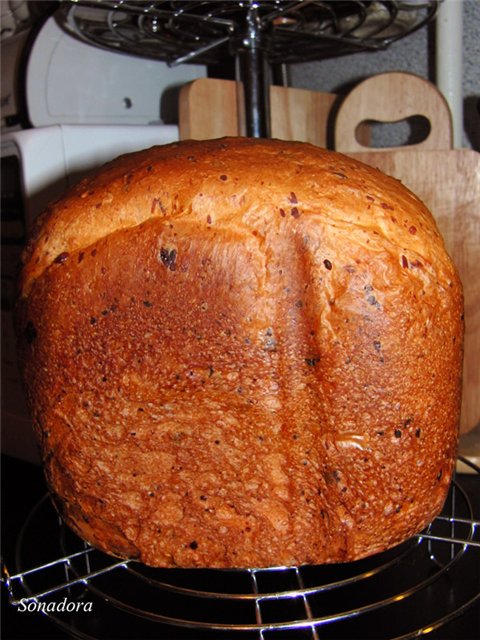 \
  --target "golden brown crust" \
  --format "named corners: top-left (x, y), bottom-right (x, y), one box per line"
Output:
top-left (17, 137), bottom-right (463, 568)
